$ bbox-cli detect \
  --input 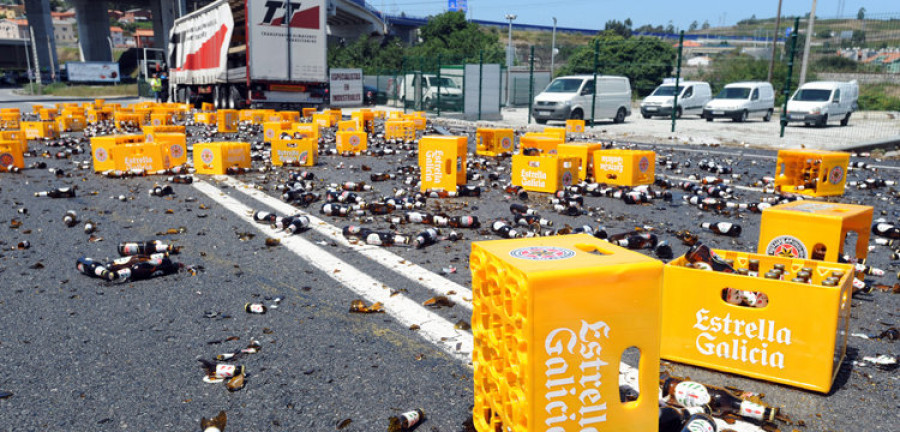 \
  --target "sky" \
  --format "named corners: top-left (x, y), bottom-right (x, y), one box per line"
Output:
top-left (378, 0), bottom-right (899, 31)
